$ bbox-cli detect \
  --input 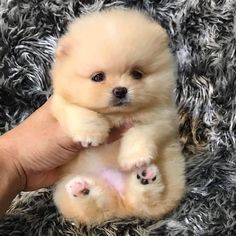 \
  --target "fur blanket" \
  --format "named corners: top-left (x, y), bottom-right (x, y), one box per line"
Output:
top-left (0, 0), bottom-right (236, 235)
